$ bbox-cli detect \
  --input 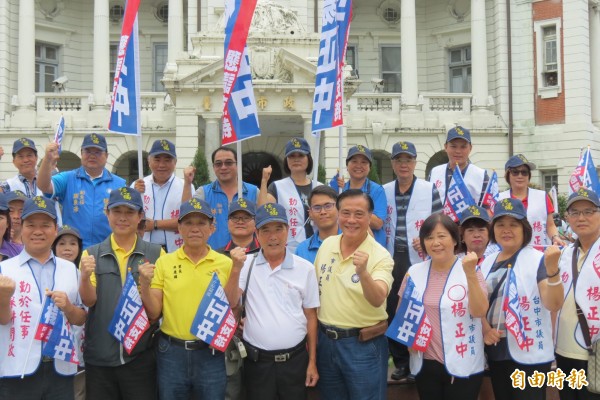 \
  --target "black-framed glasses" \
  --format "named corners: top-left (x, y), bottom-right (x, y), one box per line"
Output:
top-left (567, 209), bottom-right (600, 218)
top-left (310, 203), bottom-right (335, 213)
top-left (229, 215), bottom-right (253, 223)
top-left (213, 160), bottom-right (236, 168)
top-left (509, 168), bottom-right (529, 176)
